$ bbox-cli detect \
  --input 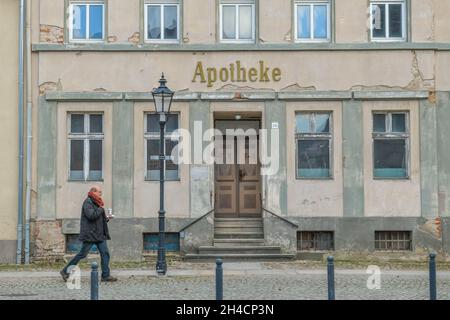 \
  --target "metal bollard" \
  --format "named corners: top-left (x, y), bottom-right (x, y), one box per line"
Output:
top-left (216, 258), bottom-right (223, 300)
top-left (327, 256), bottom-right (335, 300)
top-left (91, 262), bottom-right (99, 300)
top-left (429, 253), bottom-right (437, 300)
